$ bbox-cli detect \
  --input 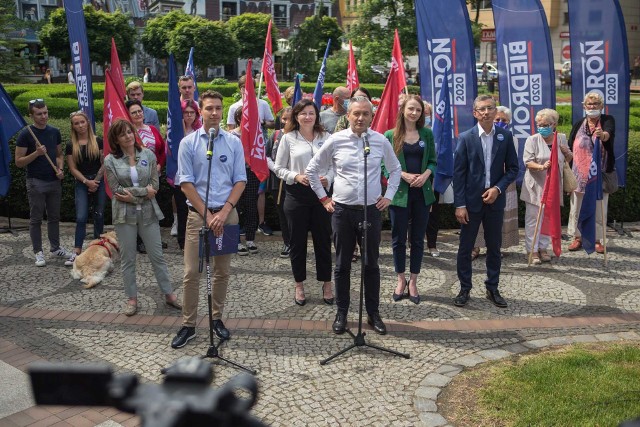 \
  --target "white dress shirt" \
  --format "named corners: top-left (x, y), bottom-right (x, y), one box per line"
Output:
top-left (477, 123), bottom-right (495, 189)
top-left (306, 127), bottom-right (402, 205)
top-left (274, 130), bottom-right (334, 189)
